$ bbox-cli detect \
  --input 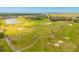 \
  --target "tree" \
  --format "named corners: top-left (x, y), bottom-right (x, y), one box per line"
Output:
top-left (49, 16), bottom-right (60, 21)
top-left (31, 15), bottom-right (46, 20)
top-left (0, 32), bottom-right (4, 38)
top-left (74, 18), bottom-right (79, 23)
